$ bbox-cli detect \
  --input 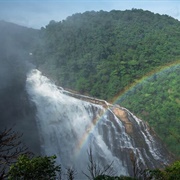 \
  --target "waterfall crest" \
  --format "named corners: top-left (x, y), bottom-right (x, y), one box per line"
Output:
top-left (26, 69), bottom-right (173, 179)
